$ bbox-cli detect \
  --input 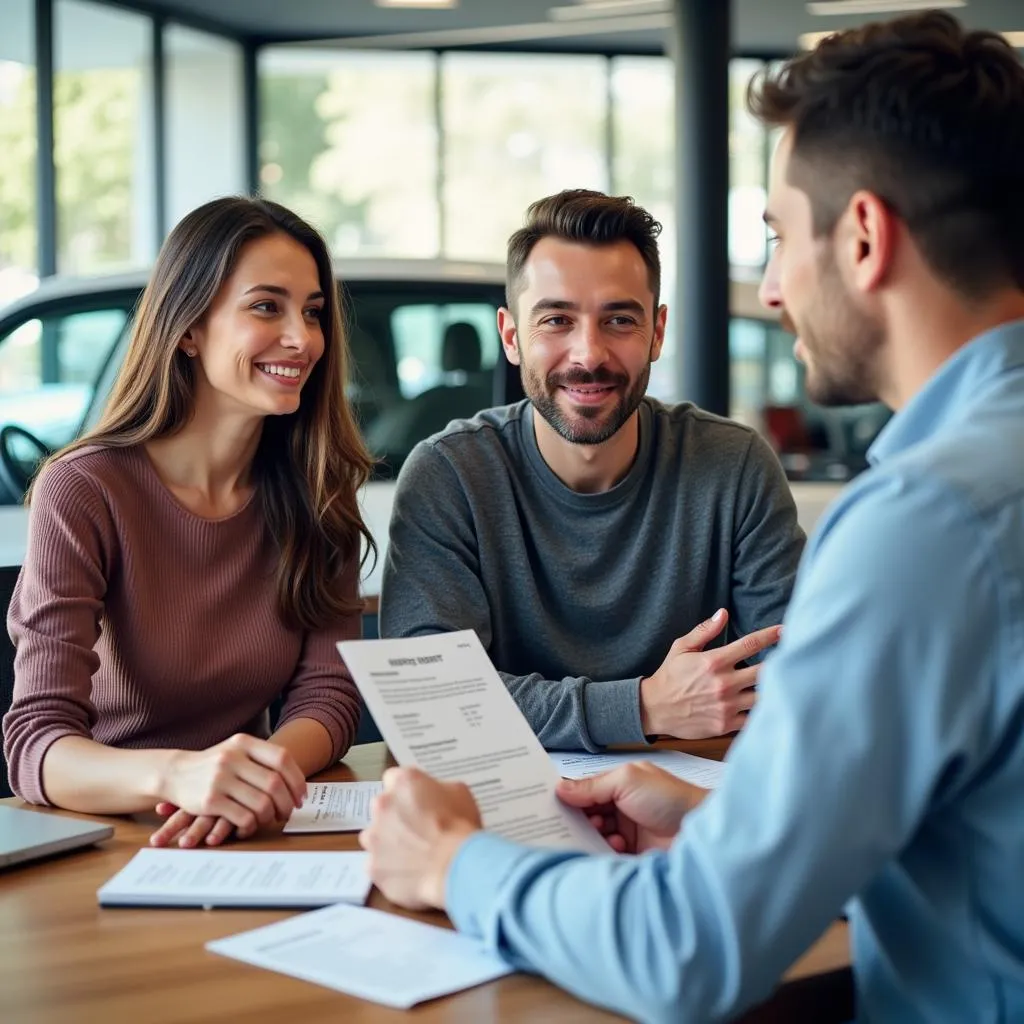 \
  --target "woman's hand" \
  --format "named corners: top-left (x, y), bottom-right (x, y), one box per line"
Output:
top-left (148, 804), bottom-right (238, 848)
top-left (150, 734), bottom-right (306, 845)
